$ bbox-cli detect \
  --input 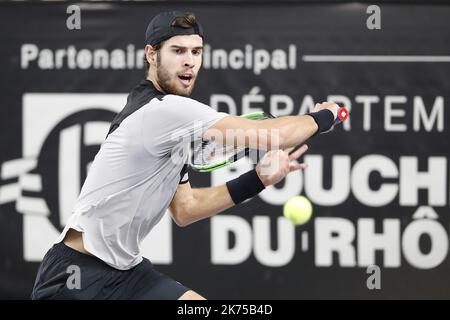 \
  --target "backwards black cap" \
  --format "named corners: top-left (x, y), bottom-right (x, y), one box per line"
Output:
top-left (145, 11), bottom-right (204, 46)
